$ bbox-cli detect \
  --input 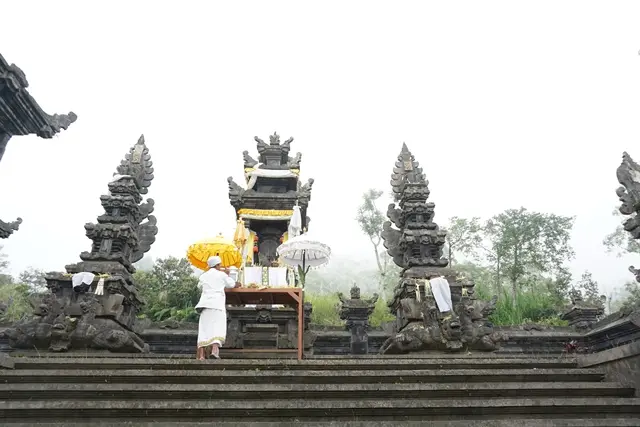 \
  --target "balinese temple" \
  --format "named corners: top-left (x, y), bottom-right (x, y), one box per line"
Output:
top-left (0, 53), bottom-right (76, 238)
top-left (227, 132), bottom-right (313, 287)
